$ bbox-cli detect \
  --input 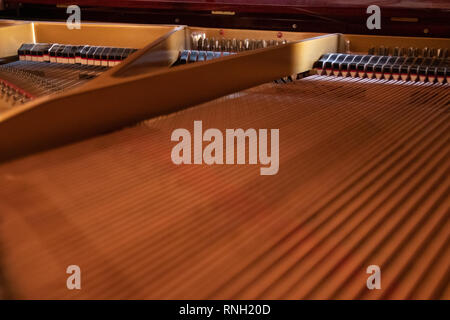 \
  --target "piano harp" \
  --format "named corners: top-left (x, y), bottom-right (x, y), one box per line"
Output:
top-left (0, 1), bottom-right (448, 299)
